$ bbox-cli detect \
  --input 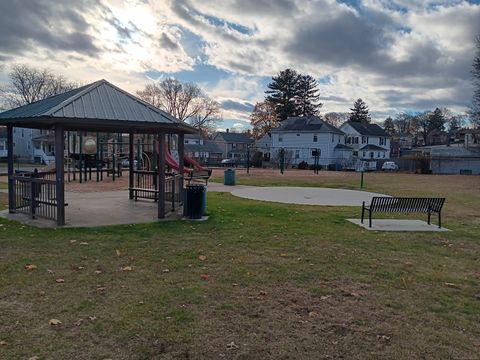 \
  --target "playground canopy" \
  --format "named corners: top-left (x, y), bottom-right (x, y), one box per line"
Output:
top-left (0, 79), bottom-right (197, 225)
